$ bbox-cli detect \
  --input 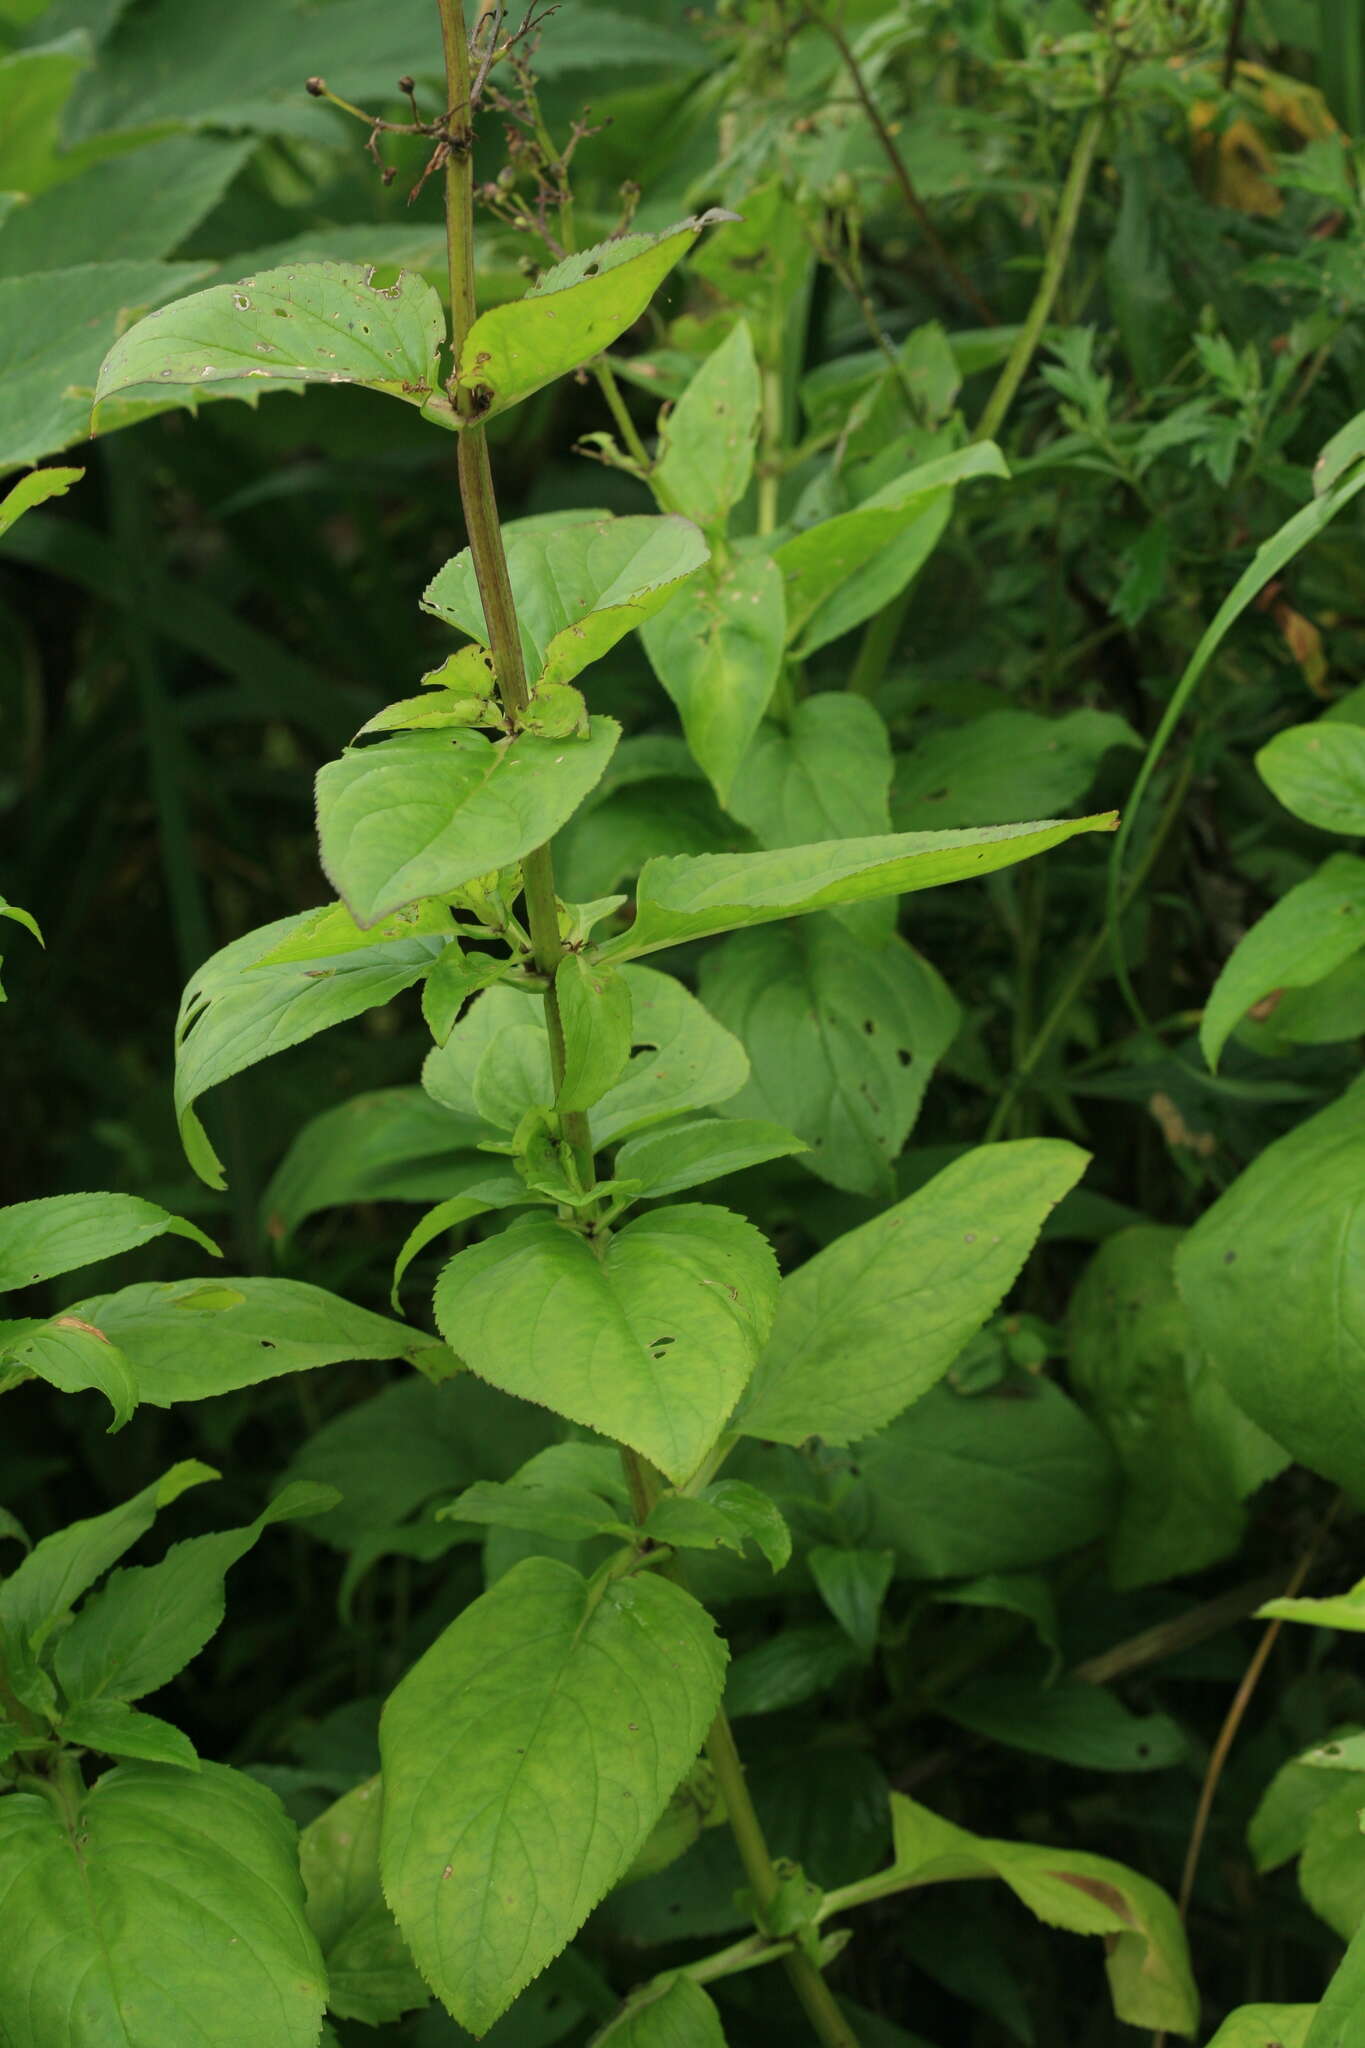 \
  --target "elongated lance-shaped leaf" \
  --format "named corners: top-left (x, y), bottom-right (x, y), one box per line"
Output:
top-left (380, 1557), bottom-right (727, 2033)
top-left (94, 261), bottom-right (452, 423)
top-left (597, 815), bottom-right (1118, 962)
top-left (456, 214), bottom-right (732, 420)
top-left (0, 465), bottom-right (82, 538)
top-left (1200, 853), bottom-right (1365, 1070)
top-left (0, 1192), bottom-right (218, 1293)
